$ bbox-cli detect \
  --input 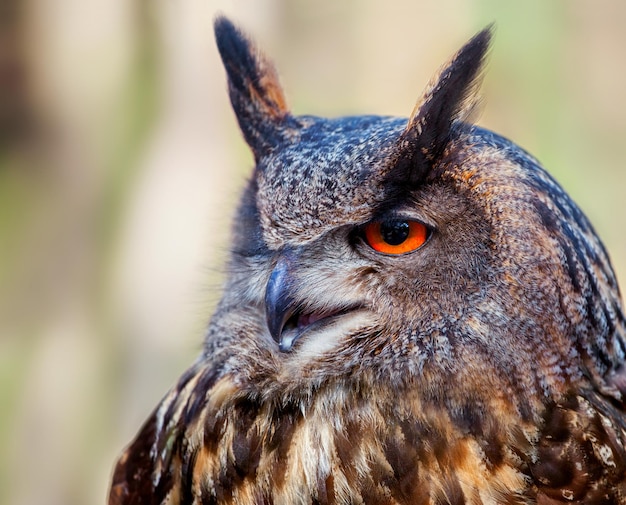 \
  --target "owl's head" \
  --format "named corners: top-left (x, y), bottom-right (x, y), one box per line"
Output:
top-left (212, 18), bottom-right (626, 406)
